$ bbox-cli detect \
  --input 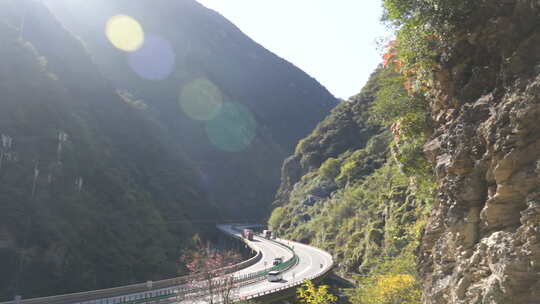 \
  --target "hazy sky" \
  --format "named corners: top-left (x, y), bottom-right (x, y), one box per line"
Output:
top-left (196, 0), bottom-right (391, 99)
